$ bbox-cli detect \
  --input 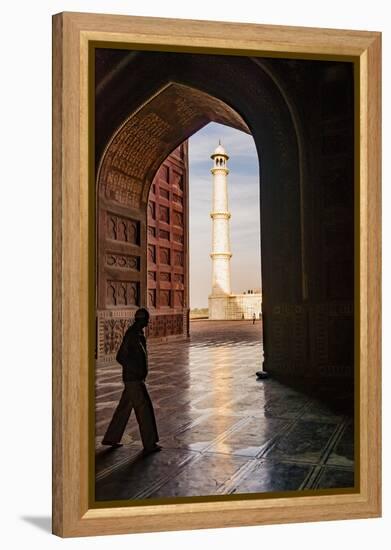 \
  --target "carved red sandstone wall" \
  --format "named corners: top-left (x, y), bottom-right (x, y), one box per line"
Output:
top-left (96, 142), bottom-right (189, 362)
top-left (145, 142), bottom-right (189, 340)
